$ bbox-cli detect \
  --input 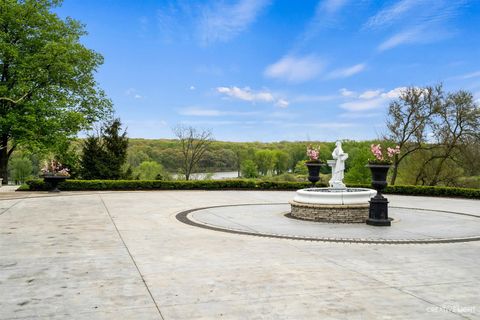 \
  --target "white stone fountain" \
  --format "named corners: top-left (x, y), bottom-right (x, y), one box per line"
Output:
top-left (290, 141), bottom-right (376, 223)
